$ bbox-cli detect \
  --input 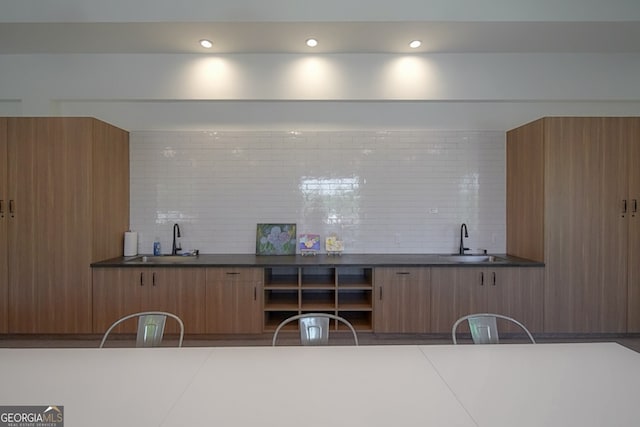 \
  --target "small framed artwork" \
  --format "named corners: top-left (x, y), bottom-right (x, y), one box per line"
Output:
top-left (326, 234), bottom-right (344, 255)
top-left (299, 234), bottom-right (320, 255)
top-left (256, 223), bottom-right (297, 255)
